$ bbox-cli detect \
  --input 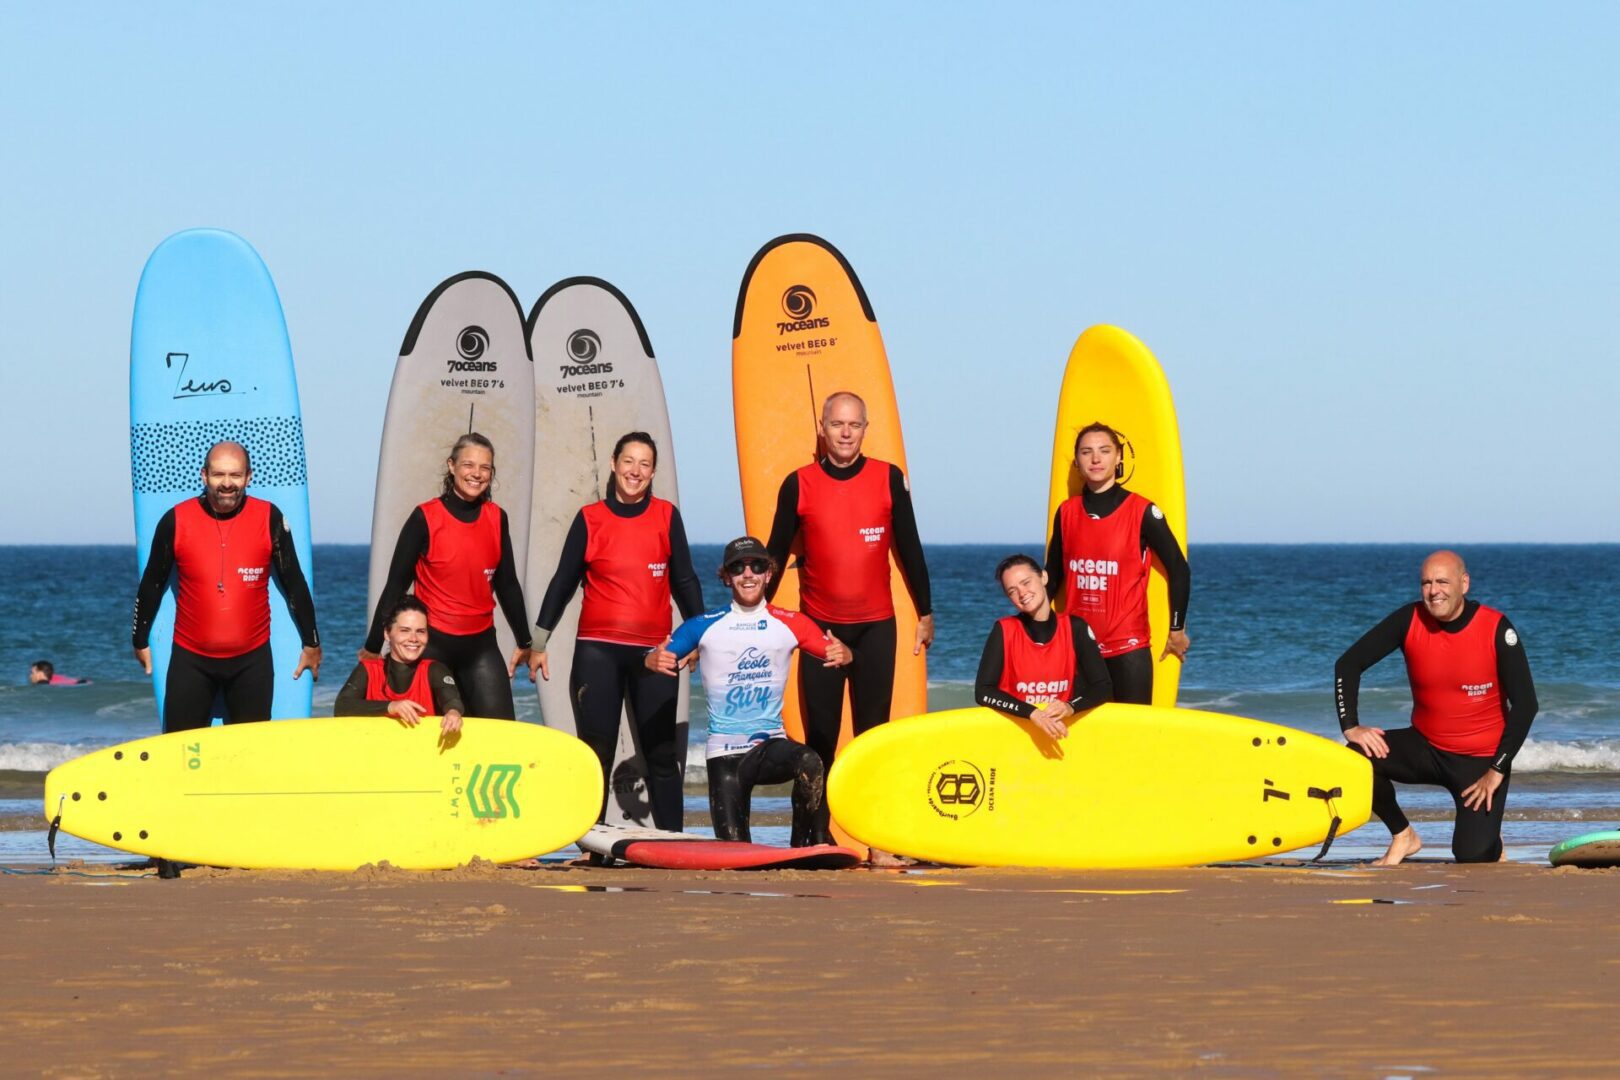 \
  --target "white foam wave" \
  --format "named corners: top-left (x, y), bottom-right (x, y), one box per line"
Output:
top-left (1513, 738), bottom-right (1620, 773)
top-left (0, 742), bottom-right (99, 772)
